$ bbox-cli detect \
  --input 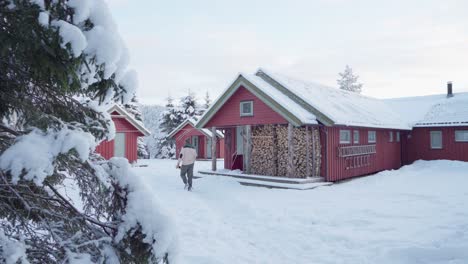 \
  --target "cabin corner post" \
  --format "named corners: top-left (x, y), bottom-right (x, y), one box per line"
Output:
top-left (211, 127), bottom-right (217, 171)
top-left (305, 125), bottom-right (311, 178)
top-left (243, 125), bottom-right (252, 174)
top-left (287, 123), bottom-right (295, 177)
